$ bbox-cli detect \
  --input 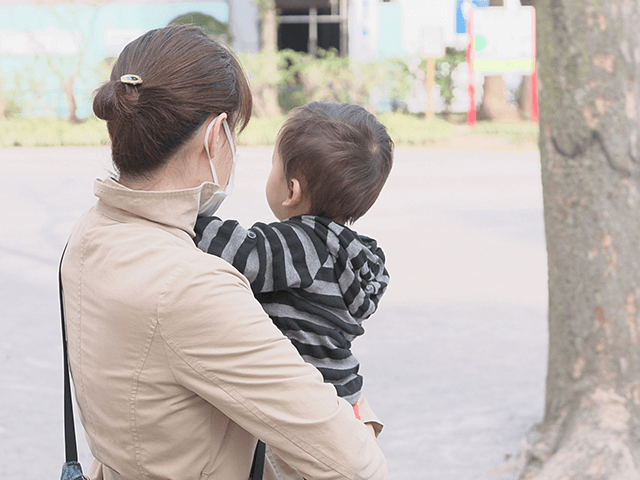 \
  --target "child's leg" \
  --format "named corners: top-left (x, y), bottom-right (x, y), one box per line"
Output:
top-left (352, 401), bottom-right (361, 420)
top-left (353, 398), bottom-right (379, 440)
